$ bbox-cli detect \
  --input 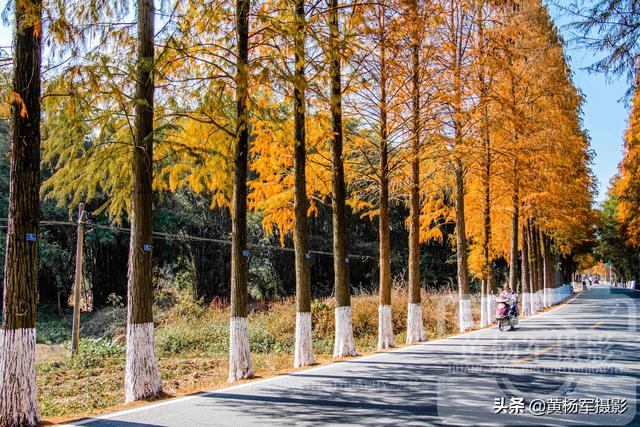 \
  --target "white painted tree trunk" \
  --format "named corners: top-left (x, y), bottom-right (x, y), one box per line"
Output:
top-left (125, 322), bottom-right (162, 403)
top-left (487, 293), bottom-right (496, 324)
top-left (543, 288), bottom-right (549, 308)
top-left (480, 295), bottom-right (488, 328)
top-left (521, 292), bottom-right (531, 317)
top-left (536, 290), bottom-right (543, 312)
top-left (459, 297), bottom-right (474, 332)
top-left (530, 292), bottom-right (537, 314)
top-left (229, 317), bottom-right (253, 383)
top-left (294, 312), bottom-right (314, 368)
top-left (377, 305), bottom-right (394, 350)
top-left (406, 303), bottom-right (426, 343)
top-left (333, 306), bottom-right (356, 357)
top-left (0, 328), bottom-right (39, 427)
